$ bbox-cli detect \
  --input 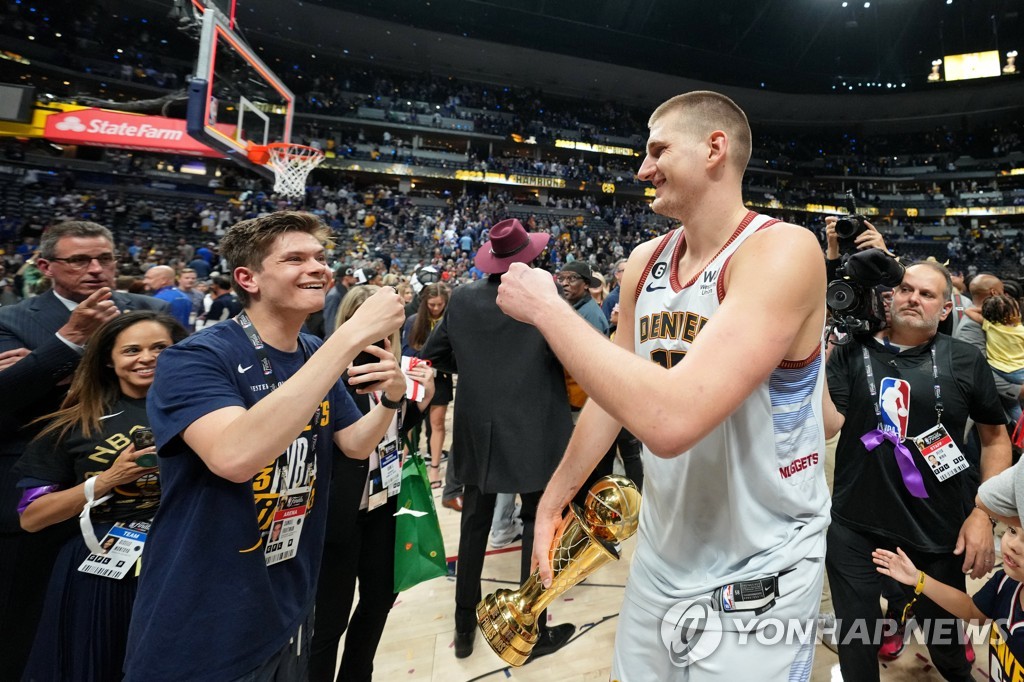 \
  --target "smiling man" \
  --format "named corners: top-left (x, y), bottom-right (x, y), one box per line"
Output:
top-left (496, 91), bottom-right (831, 680)
top-left (0, 221), bottom-right (167, 679)
top-left (124, 211), bottom-right (407, 681)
